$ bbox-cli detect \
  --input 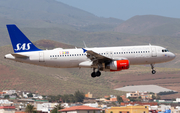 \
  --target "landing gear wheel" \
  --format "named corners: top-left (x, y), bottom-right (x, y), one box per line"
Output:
top-left (95, 71), bottom-right (101, 77)
top-left (150, 64), bottom-right (156, 74)
top-left (152, 70), bottom-right (156, 74)
top-left (91, 72), bottom-right (96, 78)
